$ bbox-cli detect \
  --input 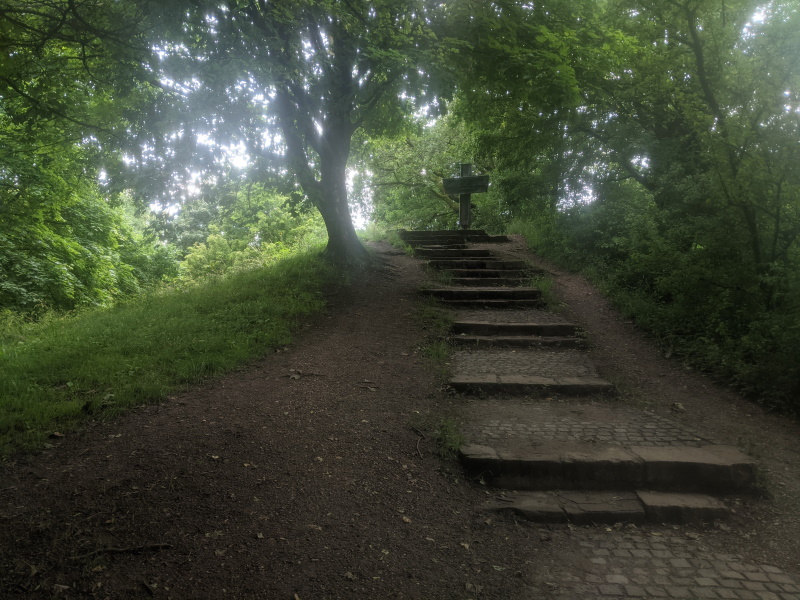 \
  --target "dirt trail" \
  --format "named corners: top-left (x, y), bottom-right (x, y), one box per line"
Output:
top-left (1, 239), bottom-right (799, 599)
